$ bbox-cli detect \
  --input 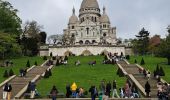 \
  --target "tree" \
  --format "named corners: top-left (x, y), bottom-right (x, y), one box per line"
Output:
top-left (34, 61), bottom-right (37, 66)
top-left (0, 32), bottom-right (21, 59)
top-left (134, 59), bottom-right (137, 63)
top-left (132, 28), bottom-right (150, 55)
top-left (20, 21), bottom-right (43, 56)
top-left (159, 66), bottom-right (165, 76)
top-left (26, 60), bottom-right (30, 67)
top-left (140, 58), bottom-right (145, 65)
top-left (48, 69), bottom-right (52, 76)
top-left (3, 70), bottom-right (9, 77)
top-left (39, 31), bottom-right (47, 44)
top-left (44, 70), bottom-right (49, 78)
top-left (9, 69), bottom-right (14, 76)
top-left (157, 26), bottom-right (170, 65)
top-left (0, 0), bottom-right (22, 35)
top-left (148, 35), bottom-right (161, 55)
